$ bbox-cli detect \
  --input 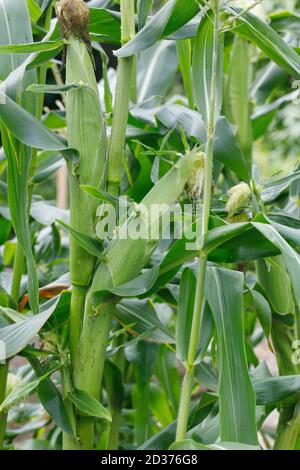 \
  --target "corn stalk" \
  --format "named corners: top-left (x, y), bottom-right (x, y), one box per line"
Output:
top-left (175, 0), bottom-right (221, 441)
